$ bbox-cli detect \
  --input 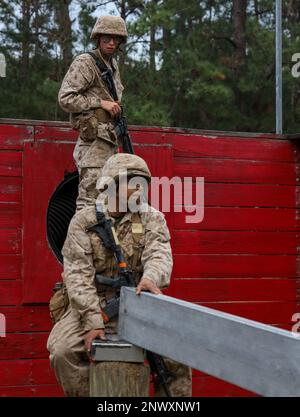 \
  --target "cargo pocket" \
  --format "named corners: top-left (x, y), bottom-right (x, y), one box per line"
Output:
top-left (97, 122), bottom-right (118, 146)
top-left (79, 112), bottom-right (98, 142)
top-left (49, 285), bottom-right (70, 325)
